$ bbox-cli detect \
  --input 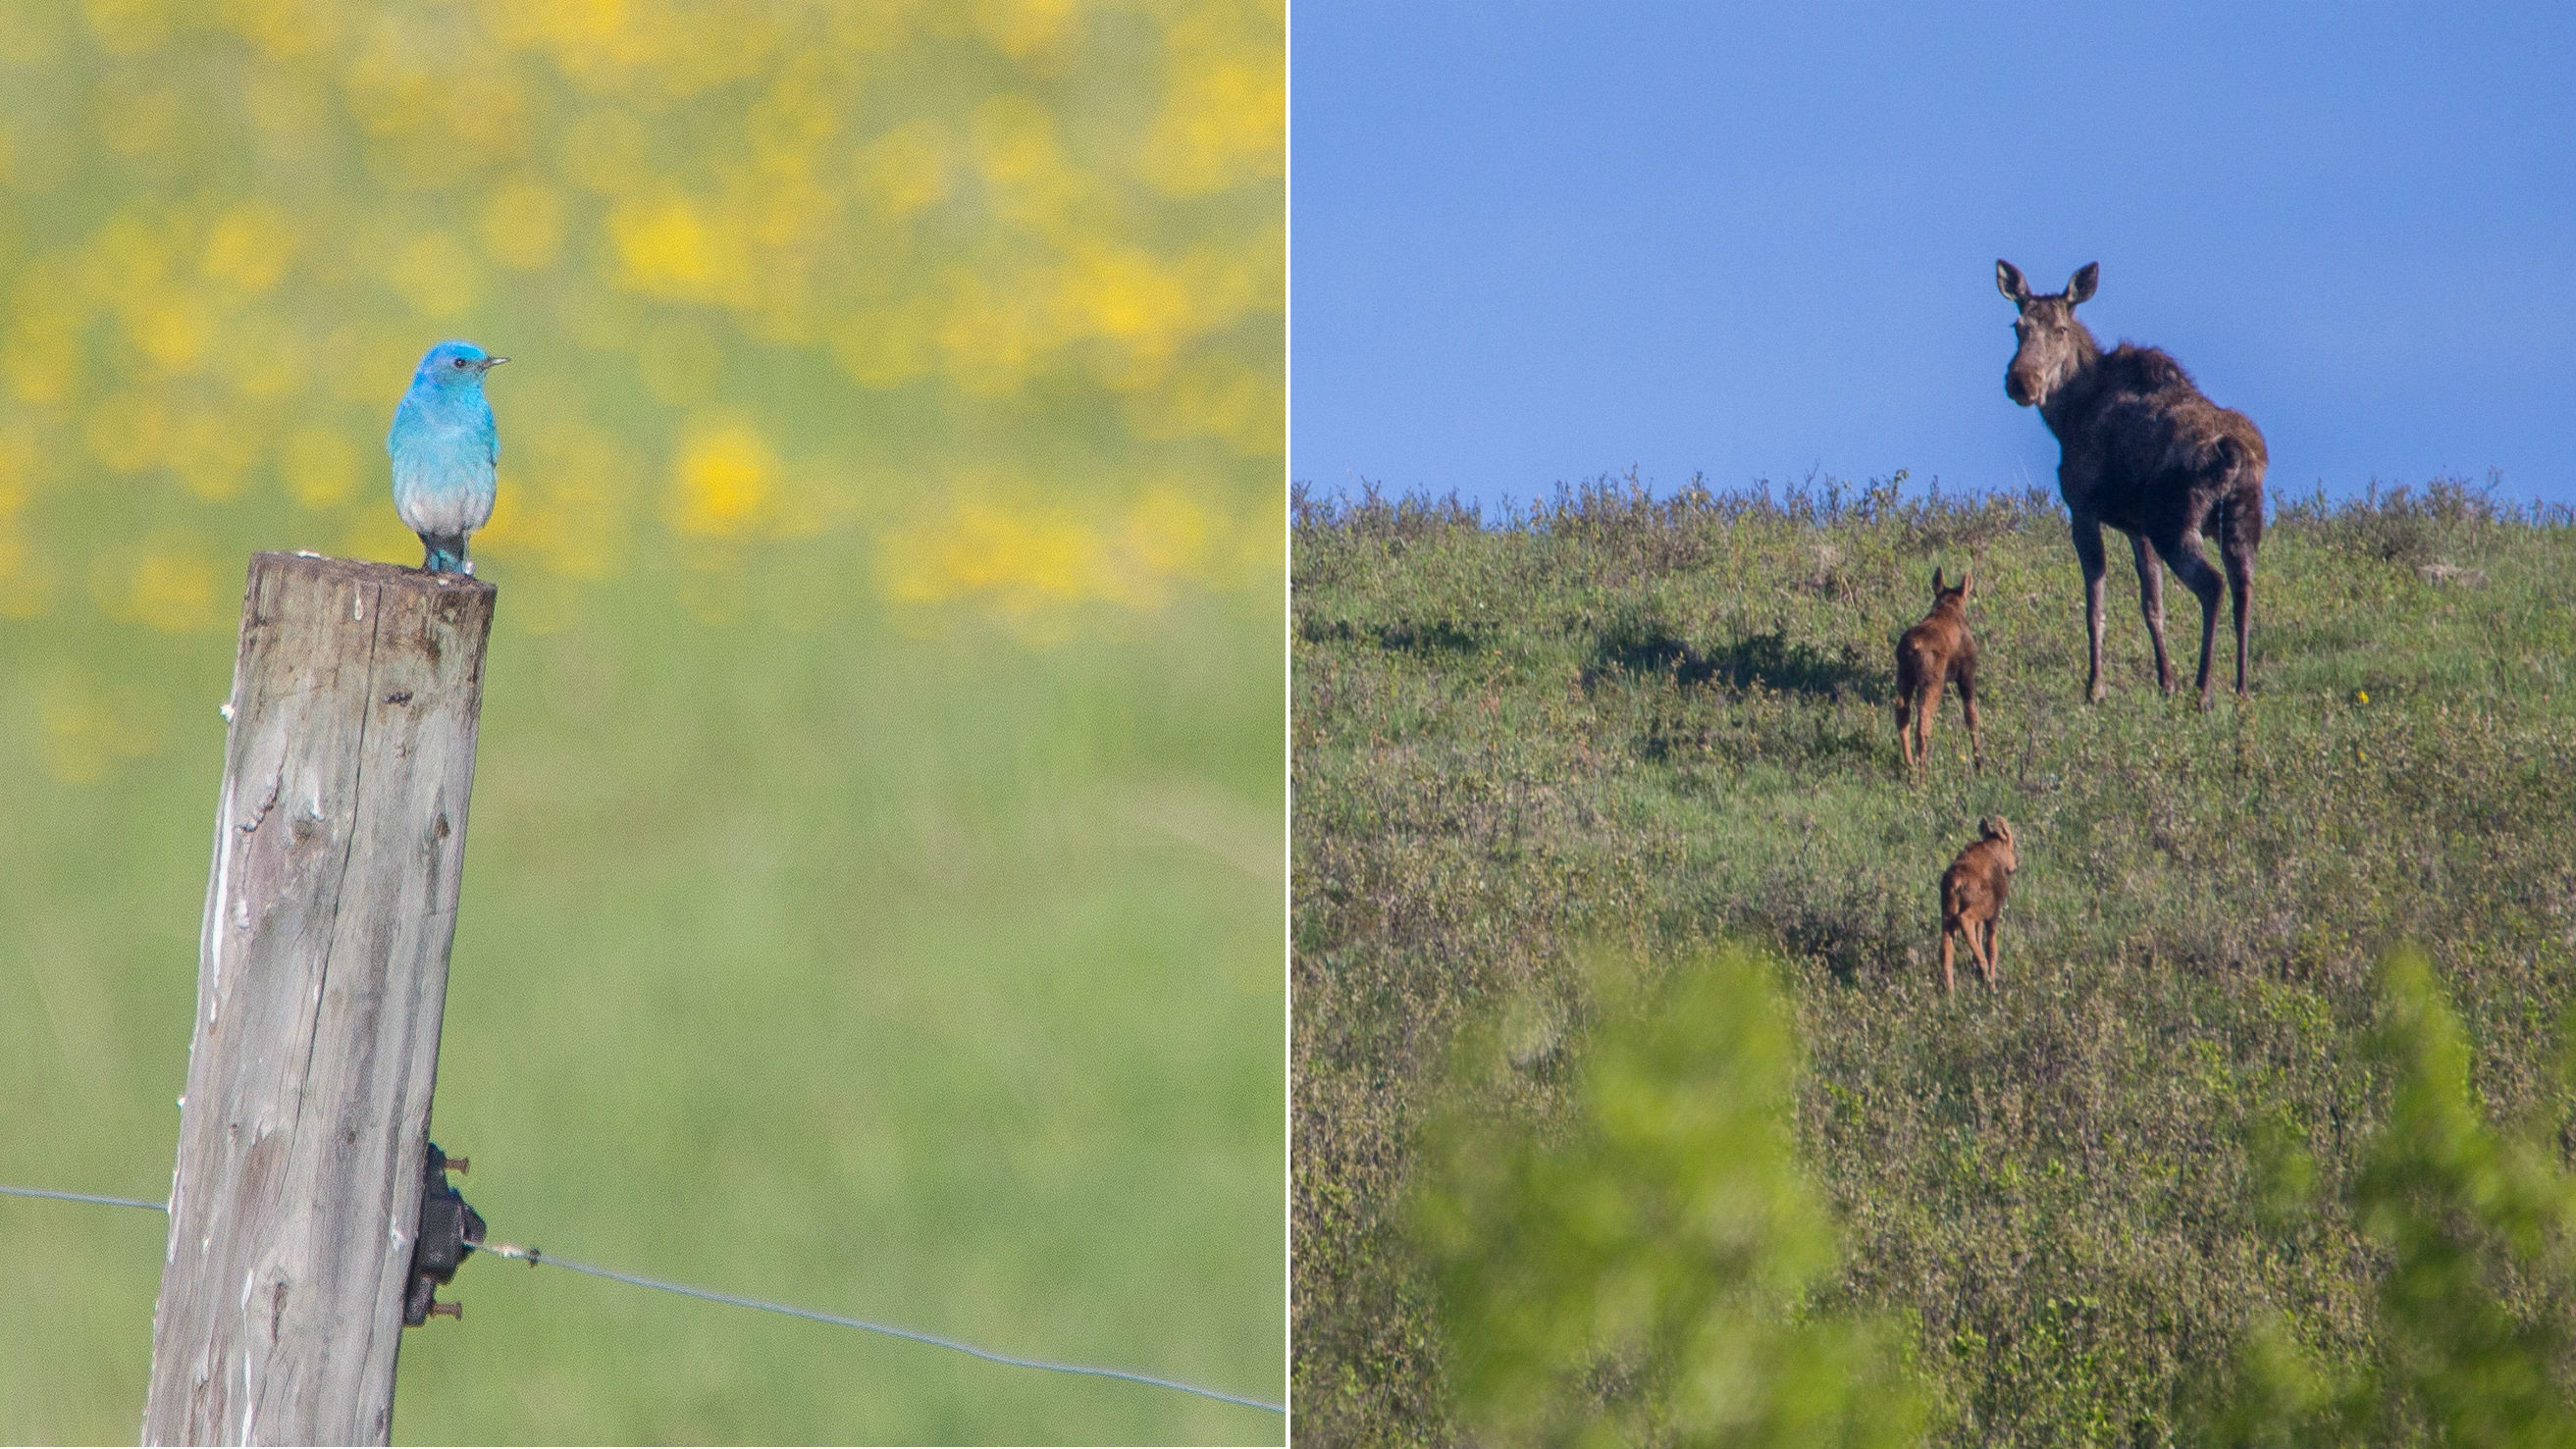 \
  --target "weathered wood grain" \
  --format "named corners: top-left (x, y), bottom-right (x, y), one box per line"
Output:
top-left (144, 553), bottom-right (496, 1446)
